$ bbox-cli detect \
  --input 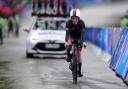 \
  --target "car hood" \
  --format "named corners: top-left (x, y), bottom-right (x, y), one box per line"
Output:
top-left (35, 30), bottom-right (66, 42)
